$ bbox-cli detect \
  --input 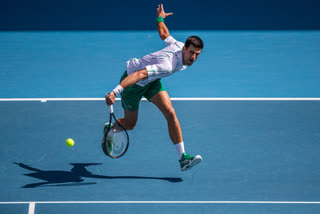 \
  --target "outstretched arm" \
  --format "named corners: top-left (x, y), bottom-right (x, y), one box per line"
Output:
top-left (105, 69), bottom-right (148, 106)
top-left (105, 4), bottom-right (173, 106)
top-left (157, 4), bottom-right (173, 40)
top-left (14, 162), bottom-right (42, 172)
